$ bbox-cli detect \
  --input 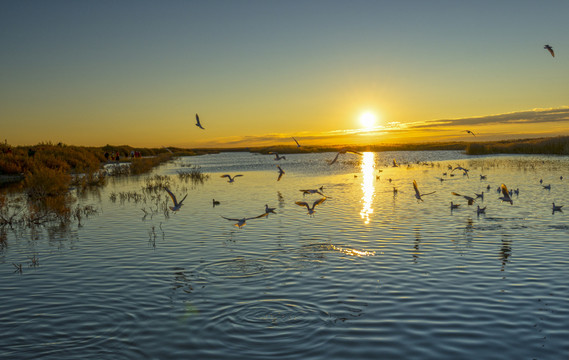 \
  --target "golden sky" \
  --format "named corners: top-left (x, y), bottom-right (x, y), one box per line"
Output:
top-left (1, 1), bottom-right (568, 148)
